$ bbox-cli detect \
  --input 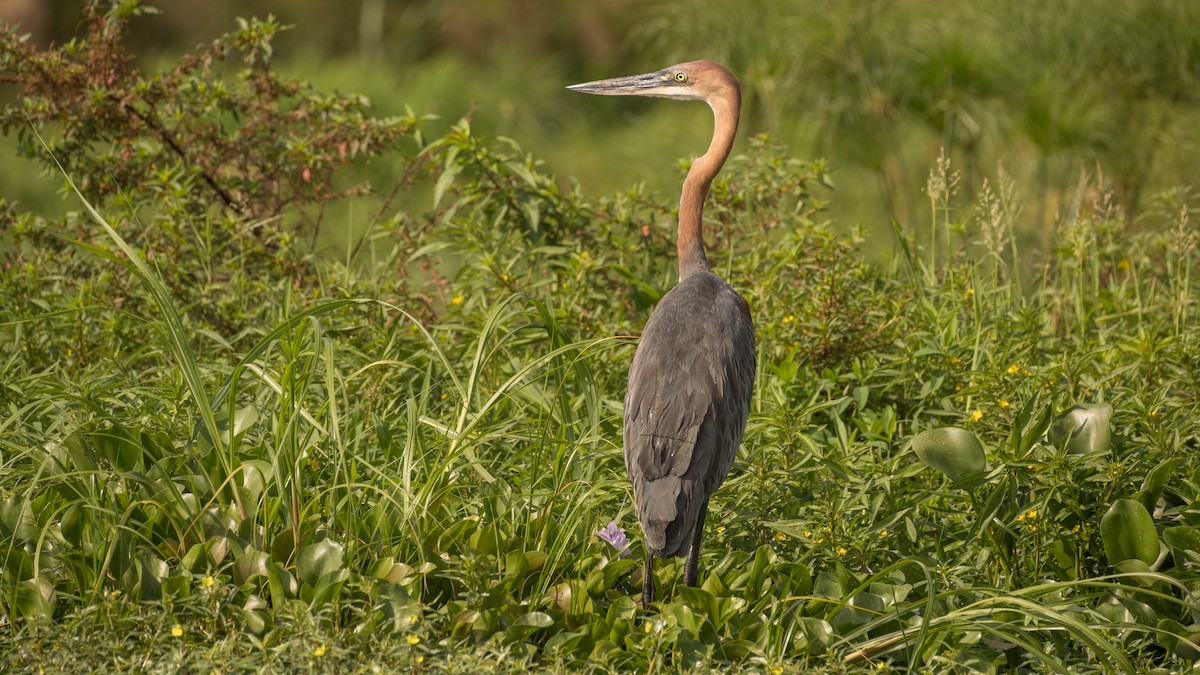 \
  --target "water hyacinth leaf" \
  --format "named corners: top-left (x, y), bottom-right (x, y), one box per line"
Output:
top-left (1048, 403), bottom-right (1112, 455)
top-left (504, 550), bottom-right (530, 578)
top-left (544, 627), bottom-right (593, 659)
top-left (714, 639), bottom-right (757, 661)
top-left (1163, 526), bottom-right (1200, 566)
top-left (135, 552), bottom-right (170, 601)
top-left (1158, 618), bottom-right (1200, 660)
top-left (267, 561), bottom-right (298, 605)
top-left (602, 558), bottom-right (639, 590)
top-left (1101, 499), bottom-right (1160, 567)
top-left (504, 611), bottom-right (554, 643)
top-left (233, 548), bottom-right (270, 585)
top-left (912, 427), bottom-right (987, 484)
top-left (296, 539), bottom-right (344, 585)
top-left (16, 577), bottom-right (56, 624)
top-left (794, 617), bottom-right (835, 656)
top-left (813, 571), bottom-right (843, 599)
top-left (307, 569), bottom-right (349, 607)
top-left (238, 605), bottom-right (267, 636)
top-left (0, 496), bottom-right (38, 543)
top-left (832, 592), bottom-right (885, 633)
top-left (1115, 590), bottom-right (1159, 625)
